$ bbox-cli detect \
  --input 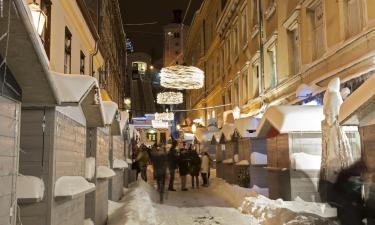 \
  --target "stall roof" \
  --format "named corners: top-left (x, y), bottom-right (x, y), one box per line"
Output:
top-left (17, 175), bottom-right (45, 203)
top-left (2, 0), bottom-right (57, 105)
top-left (339, 74), bottom-right (375, 126)
top-left (102, 101), bottom-right (122, 135)
top-left (195, 126), bottom-right (221, 143)
top-left (234, 117), bottom-right (260, 138)
top-left (221, 123), bottom-right (235, 141)
top-left (54, 176), bottom-right (95, 199)
top-left (256, 105), bottom-right (324, 138)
